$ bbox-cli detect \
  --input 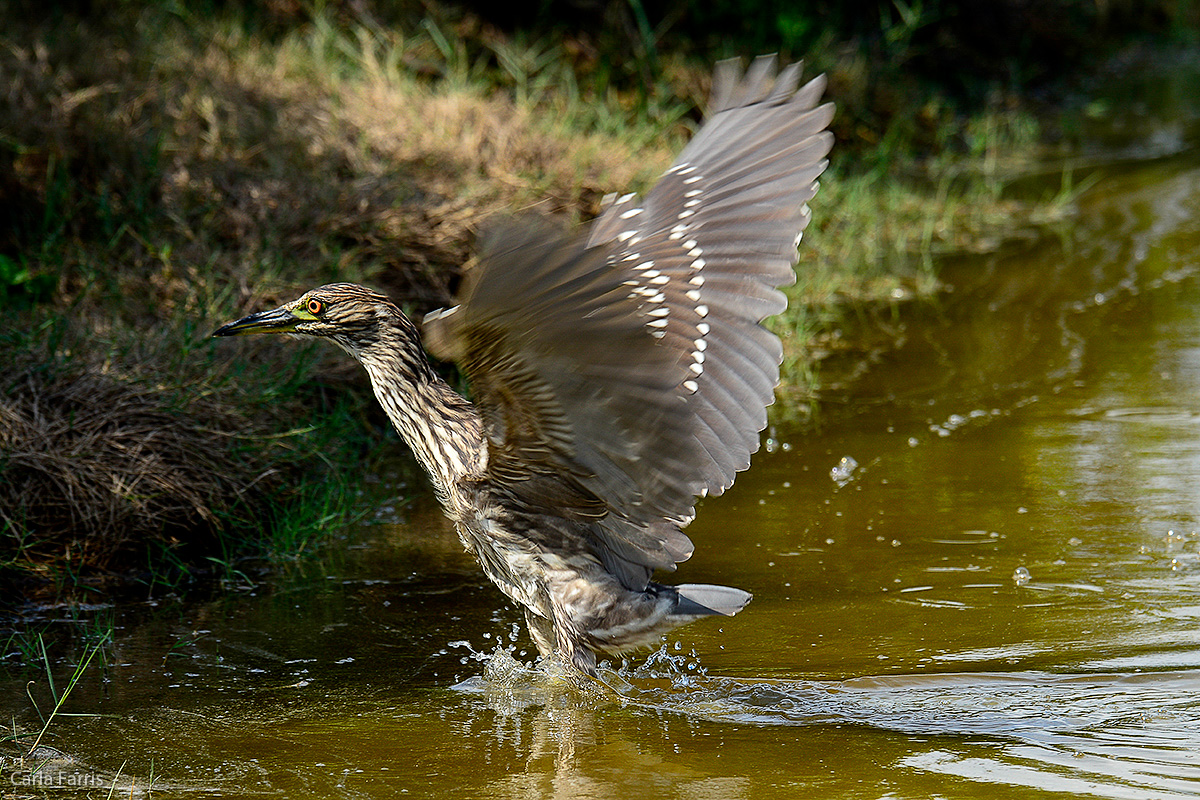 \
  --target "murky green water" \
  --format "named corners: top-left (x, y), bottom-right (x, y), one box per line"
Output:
top-left (8, 91), bottom-right (1200, 799)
